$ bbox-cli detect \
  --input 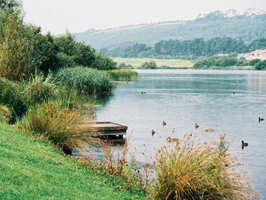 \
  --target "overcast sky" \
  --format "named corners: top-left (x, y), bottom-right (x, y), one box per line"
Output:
top-left (22, 0), bottom-right (266, 35)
